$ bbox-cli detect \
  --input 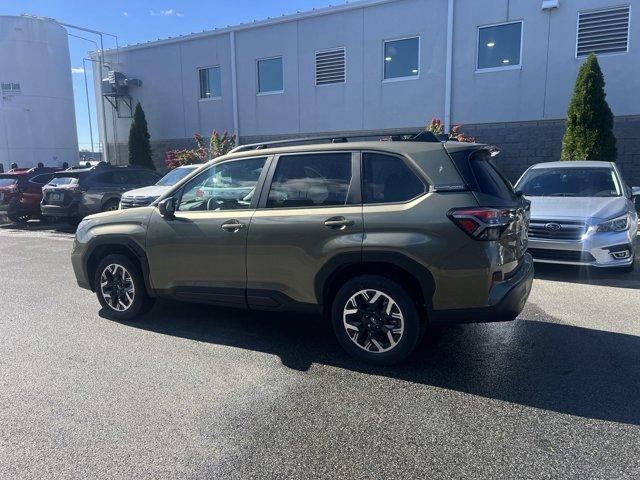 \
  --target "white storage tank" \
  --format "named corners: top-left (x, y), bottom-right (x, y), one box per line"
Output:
top-left (0, 15), bottom-right (78, 170)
